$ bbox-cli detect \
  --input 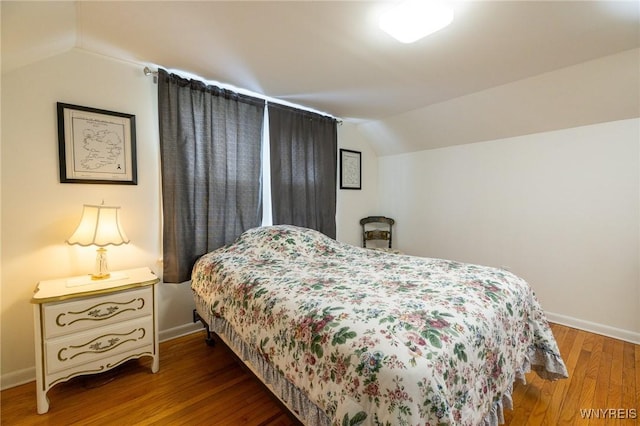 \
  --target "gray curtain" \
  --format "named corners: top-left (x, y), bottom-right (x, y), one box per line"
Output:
top-left (268, 104), bottom-right (338, 238)
top-left (158, 69), bottom-right (265, 283)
